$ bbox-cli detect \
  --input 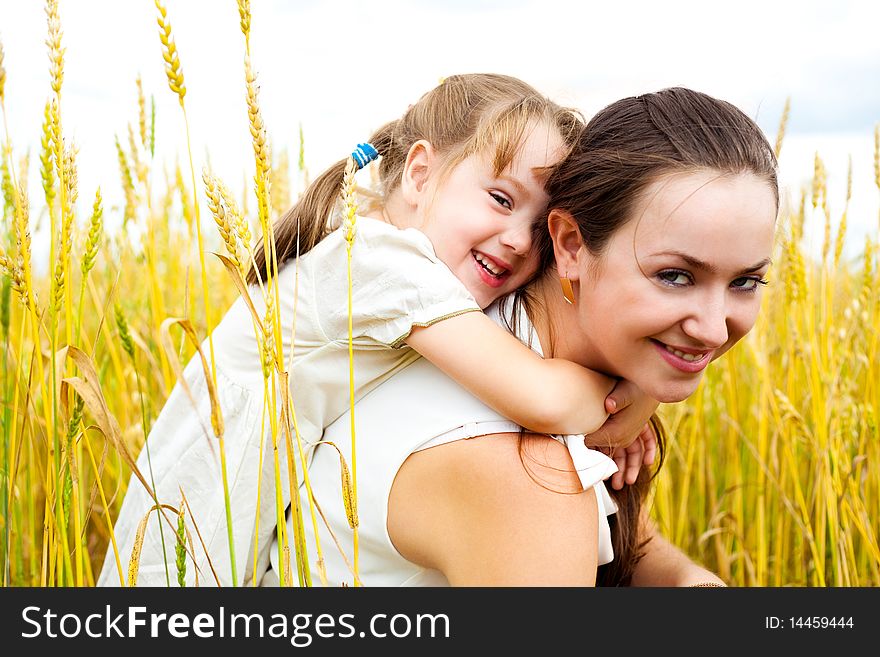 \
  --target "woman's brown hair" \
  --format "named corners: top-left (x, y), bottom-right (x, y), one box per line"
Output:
top-left (532, 87), bottom-right (778, 585)
top-left (247, 73), bottom-right (583, 284)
